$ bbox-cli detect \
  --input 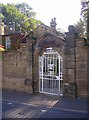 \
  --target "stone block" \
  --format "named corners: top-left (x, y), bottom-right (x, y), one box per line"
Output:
top-left (65, 47), bottom-right (75, 54)
top-left (67, 69), bottom-right (75, 76)
top-left (66, 55), bottom-right (74, 62)
top-left (76, 39), bottom-right (84, 47)
top-left (76, 46), bottom-right (87, 54)
top-left (76, 75), bottom-right (87, 81)
top-left (63, 68), bottom-right (66, 75)
top-left (77, 81), bottom-right (87, 93)
top-left (2, 77), bottom-right (26, 92)
top-left (25, 86), bottom-right (32, 94)
top-left (76, 61), bottom-right (87, 70)
top-left (76, 53), bottom-right (87, 61)
top-left (66, 75), bottom-right (75, 82)
top-left (63, 75), bottom-right (75, 83)
top-left (79, 90), bottom-right (88, 97)
top-left (66, 62), bottom-right (75, 69)
top-left (76, 69), bottom-right (87, 77)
